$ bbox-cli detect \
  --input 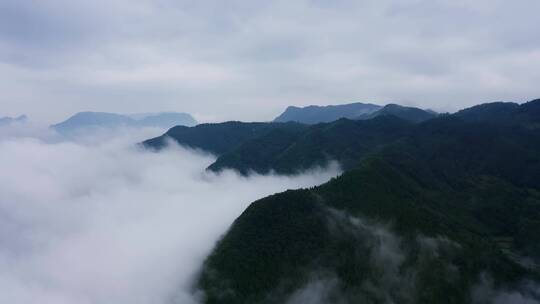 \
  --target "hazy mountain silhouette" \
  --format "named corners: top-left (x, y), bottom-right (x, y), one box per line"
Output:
top-left (51, 111), bottom-right (197, 134)
top-left (273, 102), bottom-right (382, 124)
top-left (357, 103), bottom-right (437, 123)
top-left (0, 115), bottom-right (27, 126)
